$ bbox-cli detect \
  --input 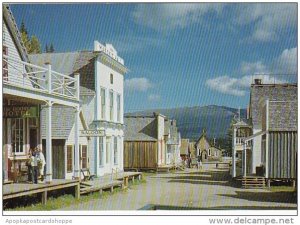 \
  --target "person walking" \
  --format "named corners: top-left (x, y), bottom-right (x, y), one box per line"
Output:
top-left (197, 154), bottom-right (202, 170)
